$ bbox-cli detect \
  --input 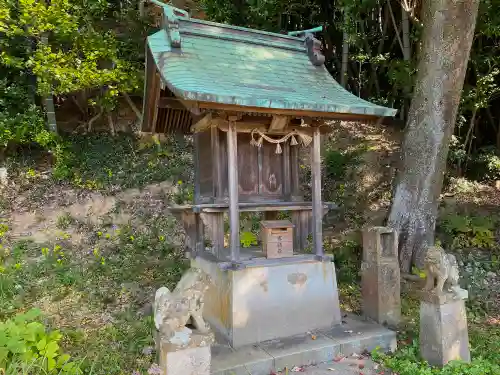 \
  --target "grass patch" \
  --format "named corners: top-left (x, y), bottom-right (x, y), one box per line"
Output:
top-left (57, 213), bottom-right (75, 230)
top-left (373, 287), bottom-right (500, 374)
top-left (58, 133), bottom-right (192, 192)
top-left (2, 133), bottom-right (193, 200)
top-left (0, 213), bottom-right (188, 374)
